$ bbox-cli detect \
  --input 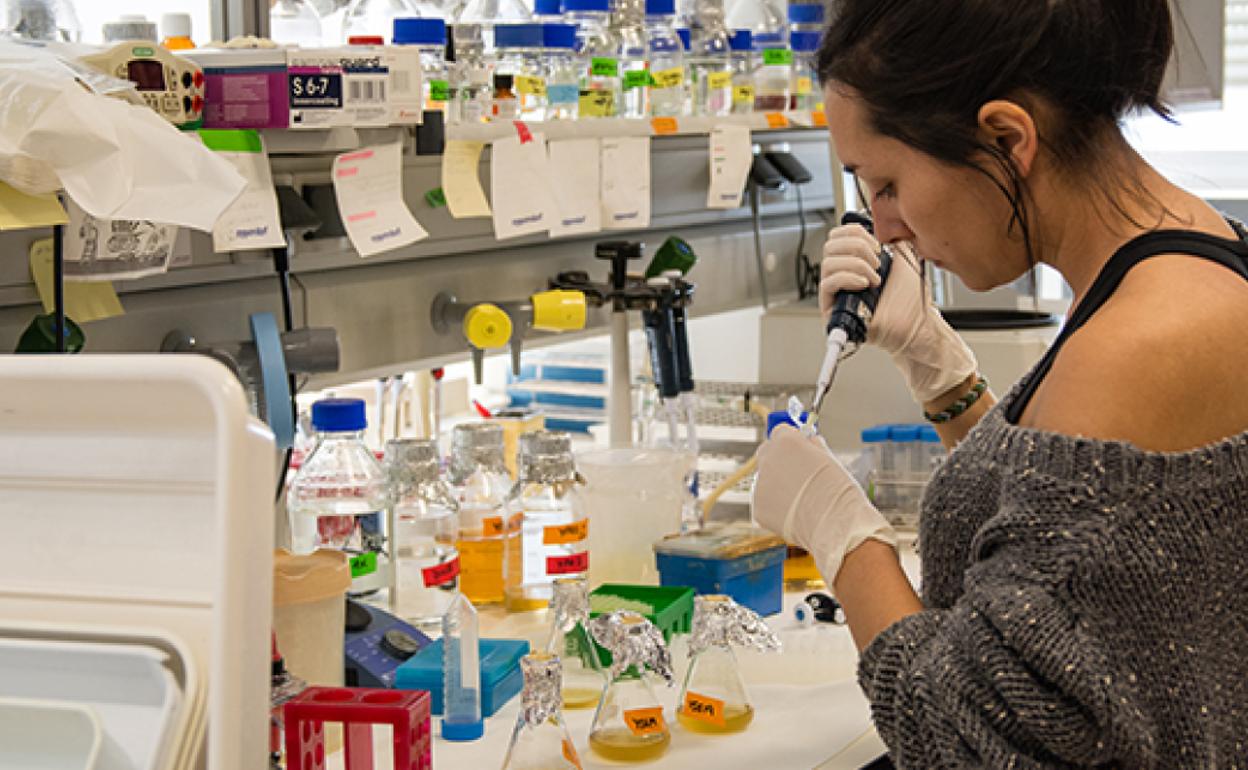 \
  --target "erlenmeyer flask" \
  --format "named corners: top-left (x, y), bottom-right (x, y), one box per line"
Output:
top-left (545, 577), bottom-right (606, 710)
top-left (675, 595), bottom-right (779, 735)
top-left (586, 612), bottom-right (674, 763)
top-left (501, 652), bottom-right (585, 770)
